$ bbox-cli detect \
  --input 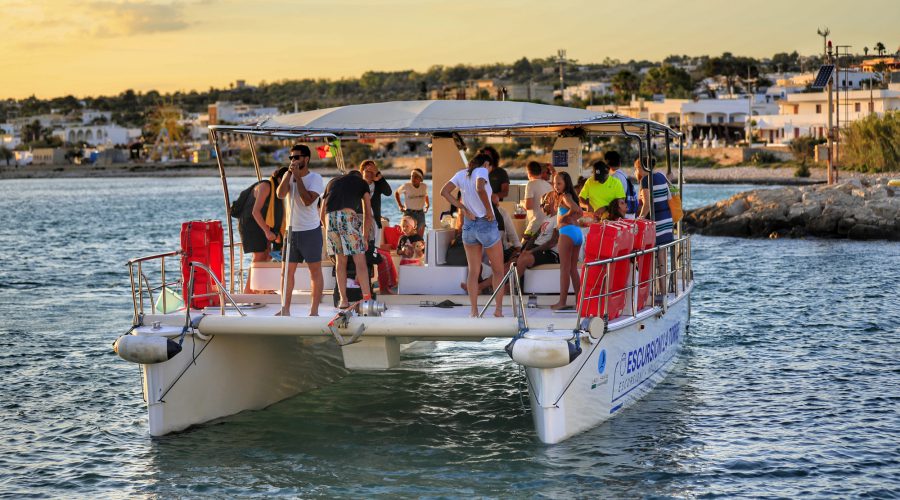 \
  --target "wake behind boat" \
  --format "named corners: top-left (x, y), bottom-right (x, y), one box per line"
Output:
top-left (113, 100), bottom-right (693, 444)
